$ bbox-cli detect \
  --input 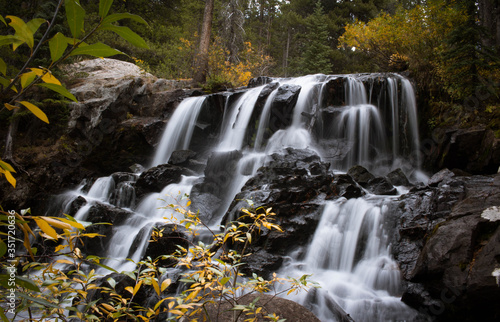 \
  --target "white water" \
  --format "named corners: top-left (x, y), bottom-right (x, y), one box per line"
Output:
top-left (152, 96), bottom-right (206, 166)
top-left (218, 86), bottom-right (264, 151)
top-left (282, 197), bottom-right (418, 321)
